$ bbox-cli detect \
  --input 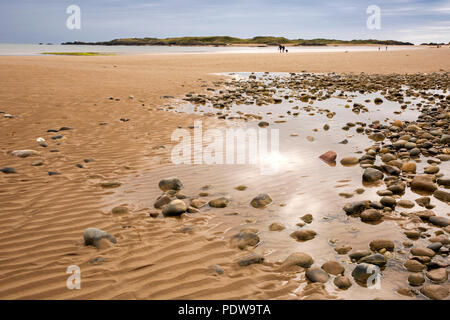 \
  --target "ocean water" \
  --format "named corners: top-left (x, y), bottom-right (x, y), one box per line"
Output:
top-left (0, 43), bottom-right (423, 56)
